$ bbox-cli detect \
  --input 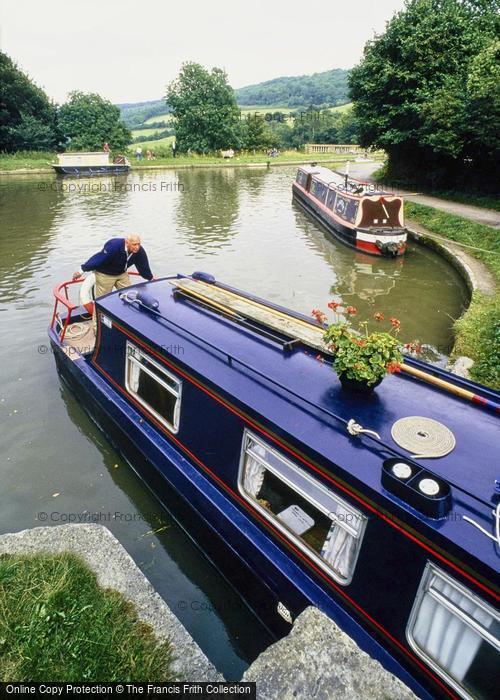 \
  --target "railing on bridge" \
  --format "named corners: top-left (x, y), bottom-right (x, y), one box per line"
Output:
top-left (304, 143), bottom-right (365, 154)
